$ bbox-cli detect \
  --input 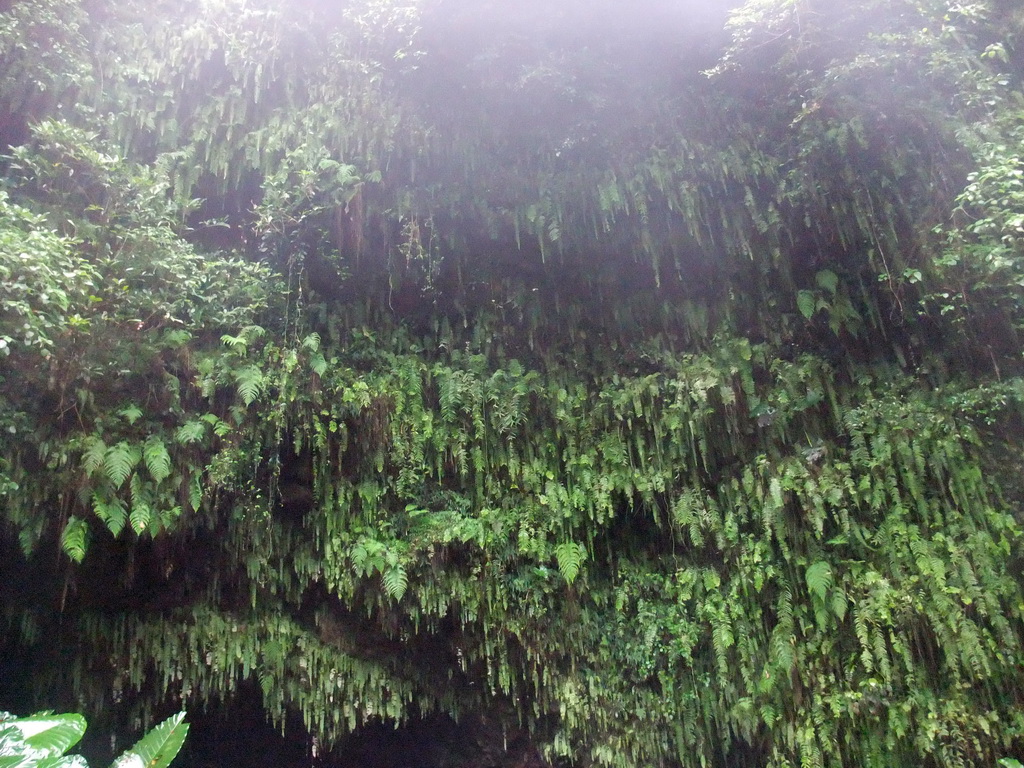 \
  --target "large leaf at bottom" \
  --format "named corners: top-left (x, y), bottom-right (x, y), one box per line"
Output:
top-left (111, 713), bottom-right (187, 768)
top-left (0, 713), bottom-right (86, 764)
